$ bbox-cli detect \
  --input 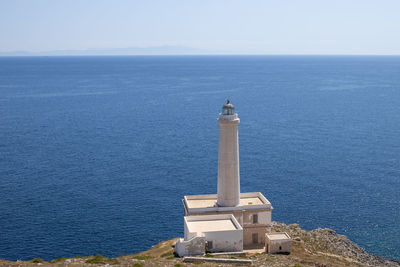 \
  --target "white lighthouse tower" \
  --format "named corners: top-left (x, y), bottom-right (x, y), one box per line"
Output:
top-left (217, 100), bottom-right (241, 207)
top-left (178, 101), bottom-right (274, 255)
